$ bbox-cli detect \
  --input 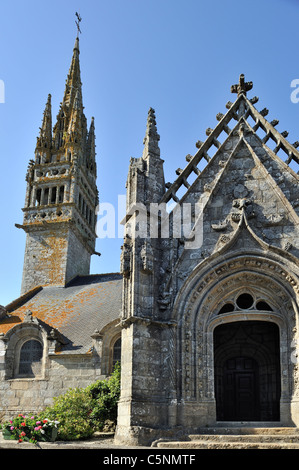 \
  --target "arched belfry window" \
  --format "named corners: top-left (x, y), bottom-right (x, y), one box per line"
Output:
top-left (112, 337), bottom-right (121, 370)
top-left (18, 339), bottom-right (43, 378)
